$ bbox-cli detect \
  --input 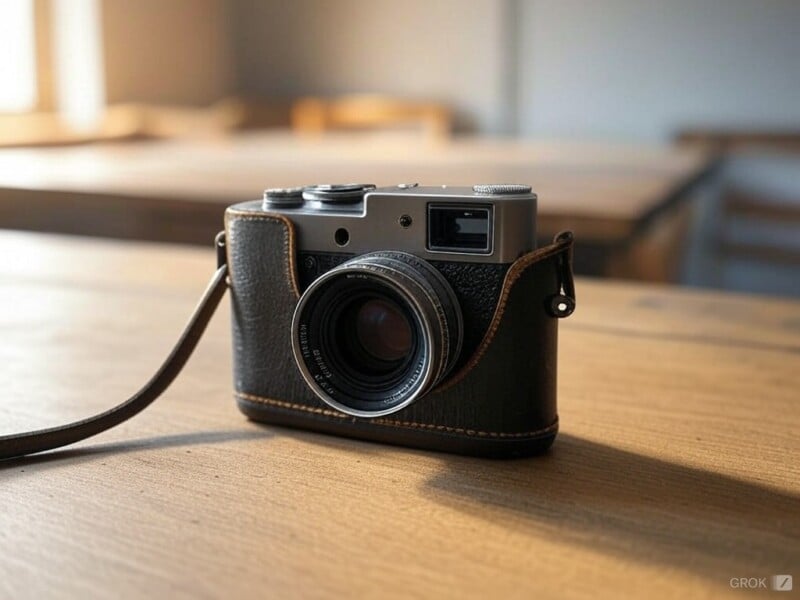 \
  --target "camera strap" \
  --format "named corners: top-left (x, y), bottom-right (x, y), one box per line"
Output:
top-left (0, 236), bottom-right (230, 461)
